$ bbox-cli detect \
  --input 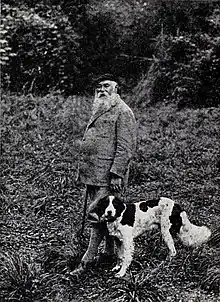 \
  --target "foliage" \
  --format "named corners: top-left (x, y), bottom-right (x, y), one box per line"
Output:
top-left (1, 3), bottom-right (81, 94)
top-left (0, 252), bottom-right (38, 301)
top-left (109, 271), bottom-right (165, 302)
top-left (1, 1), bottom-right (220, 106)
top-left (83, 0), bottom-right (159, 86)
top-left (1, 93), bottom-right (220, 301)
top-left (133, 2), bottom-right (220, 108)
